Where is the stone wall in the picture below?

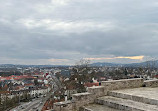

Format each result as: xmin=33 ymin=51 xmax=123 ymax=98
xmin=53 ymin=101 xmax=75 ymax=111
xmin=72 ymin=92 xmax=94 ymax=110
xmin=53 ymin=92 xmax=95 ymax=111
xmin=87 ymin=86 xmax=104 ymax=98
xmin=53 ymin=78 xmax=144 ymax=111
xmin=101 ymin=78 xmax=143 ymax=95
xmin=144 ymin=79 xmax=158 ymax=87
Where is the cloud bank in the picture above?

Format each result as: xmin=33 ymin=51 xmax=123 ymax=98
xmin=0 ymin=0 xmax=158 ymax=65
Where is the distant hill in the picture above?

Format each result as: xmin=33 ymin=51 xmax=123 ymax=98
xmin=1 ymin=60 xmax=158 ymax=68
xmin=91 ymin=60 xmax=158 ymax=68
xmin=0 ymin=64 xmax=69 ymax=68
xmin=91 ymin=62 xmax=121 ymax=67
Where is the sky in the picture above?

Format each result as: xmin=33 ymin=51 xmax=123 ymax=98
xmin=0 ymin=0 xmax=158 ymax=65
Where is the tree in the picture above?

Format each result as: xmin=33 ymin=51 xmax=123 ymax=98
xmin=69 ymin=59 xmax=92 ymax=93
xmin=34 ymin=79 xmax=39 ymax=85
xmin=0 ymin=94 xmax=2 ymax=110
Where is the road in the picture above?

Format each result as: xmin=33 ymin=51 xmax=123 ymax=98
xmin=11 ymin=74 xmax=60 ymax=111
xmin=10 ymin=95 xmax=49 ymax=111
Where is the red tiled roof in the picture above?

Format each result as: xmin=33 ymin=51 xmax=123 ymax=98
xmin=84 ymin=82 xmax=99 ymax=87
xmin=0 ymin=91 xmax=10 ymax=94
xmin=0 ymin=75 xmax=35 ymax=81
xmin=24 ymin=83 xmax=34 ymax=86
xmin=154 ymin=75 xmax=158 ymax=78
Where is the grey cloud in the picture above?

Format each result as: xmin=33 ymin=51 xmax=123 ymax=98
xmin=0 ymin=0 xmax=158 ymax=64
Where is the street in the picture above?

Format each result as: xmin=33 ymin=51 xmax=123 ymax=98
xmin=10 ymin=96 xmax=48 ymax=111
xmin=10 ymin=74 xmax=59 ymax=111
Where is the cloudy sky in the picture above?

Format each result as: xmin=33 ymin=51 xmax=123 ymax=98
xmin=0 ymin=0 xmax=158 ymax=65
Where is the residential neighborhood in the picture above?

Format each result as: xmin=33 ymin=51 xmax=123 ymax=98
xmin=0 ymin=61 xmax=158 ymax=110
